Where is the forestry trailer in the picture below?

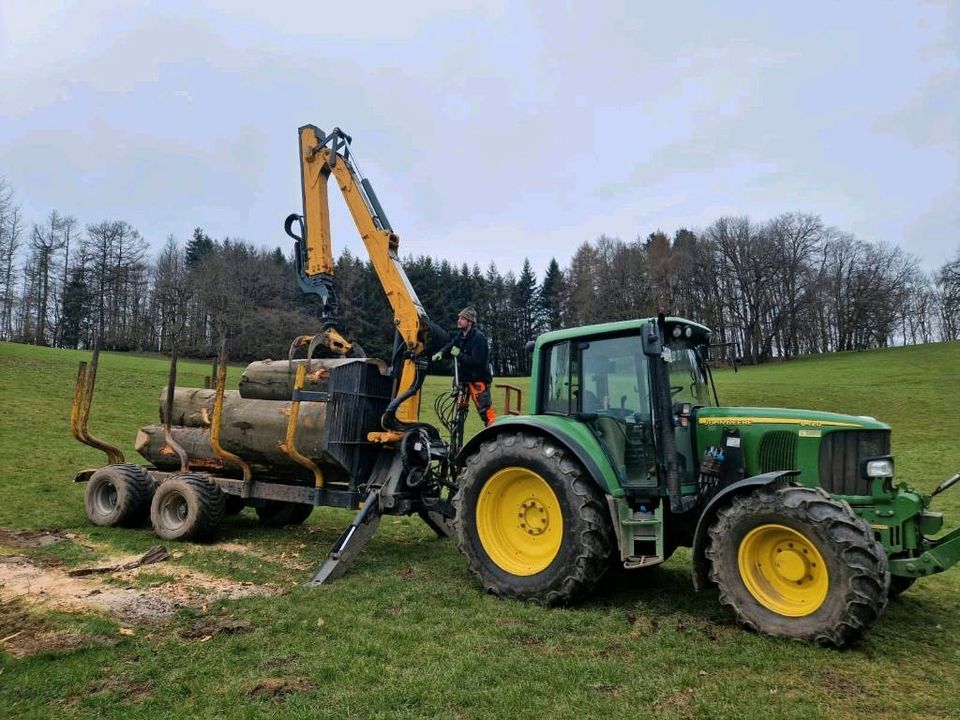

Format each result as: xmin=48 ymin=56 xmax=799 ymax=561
xmin=71 ymin=125 xmax=960 ymax=647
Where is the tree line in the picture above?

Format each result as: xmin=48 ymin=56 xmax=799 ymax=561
xmin=1 ymin=176 xmax=958 ymax=375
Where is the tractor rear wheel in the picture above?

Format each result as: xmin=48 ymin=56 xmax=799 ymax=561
xmin=455 ymin=432 xmax=613 ymax=605
xmin=84 ymin=464 xmax=154 ymax=527
xmin=707 ymin=485 xmax=888 ymax=647
xmin=150 ymin=474 xmax=225 ymax=542
xmin=256 ymin=501 xmax=313 ymax=527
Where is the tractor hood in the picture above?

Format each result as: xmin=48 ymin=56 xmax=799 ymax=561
xmin=696 ymin=406 xmax=890 ymax=432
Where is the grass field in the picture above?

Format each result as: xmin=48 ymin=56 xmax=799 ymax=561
xmin=1 ymin=340 xmax=959 ymax=719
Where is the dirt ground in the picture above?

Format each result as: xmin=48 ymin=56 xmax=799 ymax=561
xmin=0 ymin=528 xmax=280 ymax=658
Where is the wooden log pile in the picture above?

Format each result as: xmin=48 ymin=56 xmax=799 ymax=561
xmin=137 ymin=358 xmax=367 ymax=479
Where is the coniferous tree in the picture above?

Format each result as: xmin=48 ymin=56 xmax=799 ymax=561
xmin=540 ymin=258 xmax=564 ymax=332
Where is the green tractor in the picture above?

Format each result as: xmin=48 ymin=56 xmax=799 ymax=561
xmin=455 ymin=315 xmax=960 ymax=646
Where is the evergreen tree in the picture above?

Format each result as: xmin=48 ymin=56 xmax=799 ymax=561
xmin=185 ymin=227 xmax=215 ymax=268
xmin=59 ymin=265 xmax=91 ymax=349
xmin=539 ymin=258 xmax=564 ymax=331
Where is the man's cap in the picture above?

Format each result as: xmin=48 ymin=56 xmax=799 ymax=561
xmin=458 ymin=306 xmax=478 ymax=323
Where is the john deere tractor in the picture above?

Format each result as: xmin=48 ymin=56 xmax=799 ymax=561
xmin=455 ymin=315 xmax=960 ymax=646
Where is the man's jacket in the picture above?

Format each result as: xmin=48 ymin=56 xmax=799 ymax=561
xmin=439 ymin=327 xmax=492 ymax=384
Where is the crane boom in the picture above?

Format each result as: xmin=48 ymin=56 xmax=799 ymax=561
xmin=287 ymin=125 xmax=431 ymax=437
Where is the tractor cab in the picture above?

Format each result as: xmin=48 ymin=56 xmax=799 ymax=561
xmin=535 ymin=317 xmax=713 ymax=499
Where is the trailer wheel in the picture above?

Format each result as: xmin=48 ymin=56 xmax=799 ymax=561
xmin=707 ymin=485 xmax=889 ymax=648
xmin=256 ymin=501 xmax=313 ymax=527
xmin=455 ymin=431 xmax=613 ymax=605
xmin=150 ymin=474 xmax=225 ymax=542
xmin=84 ymin=464 xmax=154 ymax=527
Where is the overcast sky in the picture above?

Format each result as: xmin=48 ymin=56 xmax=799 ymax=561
xmin=1 ymin=1 xmax=957 ymax=276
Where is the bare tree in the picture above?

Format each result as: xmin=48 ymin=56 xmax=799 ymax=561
xmin=29 ymin=211 xmax=68 ymax=345
xmin=936 ymin=250 xmax=960 ymax=340
xmin=0 ymin=178 xmax=24 ymax=340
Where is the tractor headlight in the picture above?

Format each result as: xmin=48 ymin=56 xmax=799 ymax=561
xmin=864 ymin=458 xmax=894 ymax=478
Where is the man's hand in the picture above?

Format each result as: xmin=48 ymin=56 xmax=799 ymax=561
xmin=431 ymin=351 xmax=443 ymax=362
xmin=450 ymin=346 xmax=461 ymax=357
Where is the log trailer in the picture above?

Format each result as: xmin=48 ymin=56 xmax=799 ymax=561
xmin=71 ymin=124 xmax=960 ymax=646
xmin=73 ymin=124 xmax=467 ymax=583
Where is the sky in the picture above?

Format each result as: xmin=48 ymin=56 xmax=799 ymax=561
xmin=1 ymin=1 xmax=957 ymax=277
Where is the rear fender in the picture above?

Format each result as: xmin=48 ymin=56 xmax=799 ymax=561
xmin=691 ymin=470 xmax=800 ymax=591
xmin=457 ymin=416 xmax=621 ymax=496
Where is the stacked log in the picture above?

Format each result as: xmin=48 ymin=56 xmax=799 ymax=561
xmin=158 ymin=388 xmax=239 ymax=426
xmin=238 ymin=358 xmax=388 ymax=400
xmin=137 ymin=357 xmax=390 ymax=482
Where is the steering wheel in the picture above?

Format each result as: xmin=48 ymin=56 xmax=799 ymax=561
xmin=597 ymin=407 xmax=634 ymax=419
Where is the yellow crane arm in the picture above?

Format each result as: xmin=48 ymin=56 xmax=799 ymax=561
xmin=293 ymin=124 xmax=430 ymax=435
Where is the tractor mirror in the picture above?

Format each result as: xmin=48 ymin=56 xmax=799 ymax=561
xmin=641 ymin=321 xmax=663 ymax=357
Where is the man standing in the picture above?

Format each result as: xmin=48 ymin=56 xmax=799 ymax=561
xmin=432 ymin=307 xmax=497 ymax=426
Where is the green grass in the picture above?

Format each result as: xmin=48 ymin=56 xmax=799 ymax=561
xmin=1 ymin=340 xmax=959 ymax=719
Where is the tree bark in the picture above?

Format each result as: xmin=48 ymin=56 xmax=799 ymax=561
xmin=137 ymin=395 xmax=336 ymax=477
xmin=238 ymin=358 xmax=386 ymax=400
xmin=158 ymin=387 xmax=240 ymax=426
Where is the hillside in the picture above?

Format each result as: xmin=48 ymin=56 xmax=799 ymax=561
xmin=0 ymin=340 xmax=958 ymax=720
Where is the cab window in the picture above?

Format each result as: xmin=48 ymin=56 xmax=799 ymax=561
xmin=542 ymin=341 xmax=577 ymax=414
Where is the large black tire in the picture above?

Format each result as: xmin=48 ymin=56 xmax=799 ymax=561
xmin=455 ymin=431 xmax=614 ymax=606
xmin=84 ymin=464 xmax=154 ymax=527
xmin=707 ymin=485 xmax=889 ymax=648
xmin=255 ymin=501 xmax=313 ymax=527
xmin=150 ymin=474 xmax=225 ymax=542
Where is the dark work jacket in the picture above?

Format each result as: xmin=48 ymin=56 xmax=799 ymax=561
xmin=440 ymin=326 xmax=492 ymax=383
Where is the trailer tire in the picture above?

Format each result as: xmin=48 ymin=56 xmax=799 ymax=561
xmin=256 ymin=501 xmax=313 ymax=527
xmin=85 ymin=464 xmax=154 ymax=527
xmin=707 ymin=485 xmax=889 ymax=648
xmin=455 ymin=431 xmax=613 ymax=606
xmin=150 ymin=474 xmax=225 ymax=542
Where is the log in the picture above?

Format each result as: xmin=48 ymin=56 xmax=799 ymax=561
xmin=135 ymin=423 xmax=316 ymax=479
xmin=138 ymin=390 xmax=340 ymax=476
xmin=135 ymin=425 xmax=234 ymax=473
xmin=158 ymin=387 xmax=240 ymax=427
xmin=238 ymin=358 xmax=388 ymax=401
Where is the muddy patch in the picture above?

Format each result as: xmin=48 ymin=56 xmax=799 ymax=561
xmin=0 ymin=527 xmax=71 ymax=548
xmin=181 ymin=616 xmax=252 ymax=641
xmin=246 ymin=677 xmax=317 ymax=700
xmin=0 ymin=599 xmax=117 ymax=659
xmin=0 ymin=551 xmax=281 ymax=628
xmin=88 ymin=678 xmax=154 ymax=704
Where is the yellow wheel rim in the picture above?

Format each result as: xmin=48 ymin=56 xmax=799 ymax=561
xmin=475 ymin=467 xmax=563 ymax=576
xmin=738 ymin=524 xmax=829 ymax=617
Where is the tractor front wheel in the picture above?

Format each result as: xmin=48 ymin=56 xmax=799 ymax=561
xmin=84 ymin=464 xmax=154 ymax=527
xmin=455 ymin=432 xmax=613 ymax=605
xmin=707 ymin=485 xmax=889 ymax=647
xmin=150 ymin=474 xmax=225 ymax=542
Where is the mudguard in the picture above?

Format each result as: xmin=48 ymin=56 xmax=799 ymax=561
xmin=457 ymin=416 xmax=622 ymax=497
xmin=690 ymin=470 xmax=800 ymax=591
